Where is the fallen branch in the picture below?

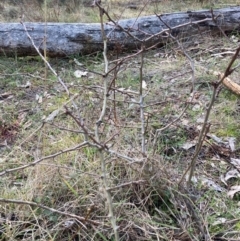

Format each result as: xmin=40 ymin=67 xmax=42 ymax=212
xmin=198 ymin=65 xmax=240 ymax=96
xmin=0 ymin=6 xmax=240 ymax=57
xmin=213 ymin=70 xmax=240 ymax=96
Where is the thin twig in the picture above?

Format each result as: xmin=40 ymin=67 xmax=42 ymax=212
xmin=107 ymin=180 xmax=146 ymax=191
xmin=0 ymin=142 xmax=88 ymax=176
xmin=20 ymin=20 xmax=69 ymax=95
xmin=95 ymin=3 xmax=119 ymax=240
xmin=0 ymin=198 xmax=101 ymax=226
xmin=179 ymin=45 xmax=240 ymax=186
xmin=139 ymin=46 xmax=146 ymax=154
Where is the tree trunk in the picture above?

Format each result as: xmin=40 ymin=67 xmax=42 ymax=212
xmin=0 ymin=6 xmax=239 ymax=57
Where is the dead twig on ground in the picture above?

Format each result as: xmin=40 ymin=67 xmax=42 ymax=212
xmin=0 ymin=198 xmax=102 ymax=226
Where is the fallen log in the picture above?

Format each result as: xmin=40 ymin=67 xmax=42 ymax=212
xmin=198 ymin=66 xmax=240 ymax=97
xmin=0 ymin=6 xmax=240 ymax=57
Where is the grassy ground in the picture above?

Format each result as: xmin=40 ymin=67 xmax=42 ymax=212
xmin=1 ymin=0 xmax=240 ymax=240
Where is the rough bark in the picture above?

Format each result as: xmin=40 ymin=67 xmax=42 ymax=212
xmin=0 ymin=6 xmax=240 ymax=57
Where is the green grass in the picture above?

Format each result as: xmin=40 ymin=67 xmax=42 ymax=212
xmin=1 ymin=0 xmax=240 ymax=240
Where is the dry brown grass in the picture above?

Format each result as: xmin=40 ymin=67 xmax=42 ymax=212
xmin=1 ymin=0 xmax=240 ymax=240
xmin=0 ymin=0 xmax=234 ymax=22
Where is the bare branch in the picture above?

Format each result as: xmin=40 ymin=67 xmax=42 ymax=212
xmin=180 ymin=45 xmax=240 ymax=186
xmin=0 ymin=142 xmax=88 ymax=176
xmin=20 ymin=20 xmax=70 ymax=95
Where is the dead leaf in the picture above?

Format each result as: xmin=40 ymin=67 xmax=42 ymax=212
xmin=0 ymin=140 xmax=8 ymax=147
xmin=45 ymin=109 xmax=60 ymax=122
xmin=220 ymin=174 xmax=228 ymax=186
xmin=230 ymin=158 xmax=240 ymax=169
xmin=181 ymin=141 xmax=196 ymax=150
xmin=142 ymin=80 xmax=147 ymax=89
xmin=63 ymin=220 xmax=75 ymax=228
xmin=224 ymin=169 xmax=240 ymax=181
xmin=38 ymin=96 xmax=43 ymax=104
xmin=0 ymin=92 xmax=13 ymax=100
xmin=192 ymin=104 xmax=201 ymax=111
xmin=17 ymin=80 xmax=31 ymax=88
xmin=228 ymin=137 xmax=236 ymax=151
xmin=201 ymin=177 xmax=225 ymax=192
xmin=35 ymin=94 xmax=43 ymax=103
xmin=231 ymin=35 xmax=239 ymax=43
xmin=181 ymin=118 xmax=189 ymax=126
xmin=227 ymin=185 xmax=240 ymax=198
xmin=74 ymin=70 xmax=88 ymax=78
xmin=74 ymin=58 xmax=84 ymax=66
xmin=213 ymin=218 xmax=227 ymax=226
xmin=207 ymin=134 xmax=226 ymax=144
